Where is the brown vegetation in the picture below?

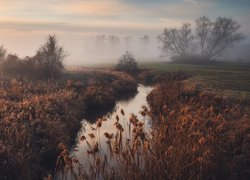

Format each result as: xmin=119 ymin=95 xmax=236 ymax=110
xmin=56 ymin=74 xmax=249 ymax=179
xmin=137 ymin=70 xmax=190 ymax=85
xmin=0 ymin=70 xmax=137 ymax=179
xmin=0 ymin=35 xmax=66 ymax=79
xmin=147 ymin=78 xmax=250 ymax=179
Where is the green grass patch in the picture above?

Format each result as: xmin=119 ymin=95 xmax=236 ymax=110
xmin=139 ymin=61 xmax=250 ymax=99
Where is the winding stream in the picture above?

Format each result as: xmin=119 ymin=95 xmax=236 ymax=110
xmin=56 ymin=84 xmax=153 ymax=179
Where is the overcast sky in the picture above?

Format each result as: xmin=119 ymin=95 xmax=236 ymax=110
xmin=0 ymin=0 xmax=249 ymax=64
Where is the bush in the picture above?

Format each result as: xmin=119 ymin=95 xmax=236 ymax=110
xmin=0 ymin=35 xmax=67 ymax=79
xmin=0 ymin=54 xmax=30 ymax=75
xmin=0 ymin=54 xmax=42 ymax=78
xmin=115 ymin=51 xmax=138 ymax=74
xmin=0 ymin=45 xmax=6 ymax=62
xmin=36 ymin=35 xmax=67 ymax=78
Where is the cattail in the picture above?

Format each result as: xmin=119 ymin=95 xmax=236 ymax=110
xmin=115 ymin=122 xmax=124 ymax=132
xmin=58 ymin=143 xmax=67 ymax=150
xmin=102 ymin=117 xmax=107 ymax=121
xmin=88 ymin=133 xmax=95 ymax=139
xmin=72 ymin=158 xmax=79 ymax=164
xmin=121 ymin=109 xmax=125 ymax=116
xmin=138 ymin=122 xmax=144 ymax=127
xmin=80 ymin=135 xmax=86 ymax=141
xmin=104 ymin=132 xmax=113 ymax=139
xmin=91 ymin=127 xmax=97 ymax=131
xmin=96 ymin=119 xmax=102 ymax=128
xmin=116 ymin=115 xmax=119 ymax=121
xmin=140 ymin=110 xmax=146 ymax=117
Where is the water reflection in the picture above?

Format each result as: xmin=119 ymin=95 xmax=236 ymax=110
xmin=71 ymin=84 xmax=153 ymax=168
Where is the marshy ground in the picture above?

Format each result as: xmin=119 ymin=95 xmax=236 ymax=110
xmin=0 ymin=62 xmax=250 ymax=180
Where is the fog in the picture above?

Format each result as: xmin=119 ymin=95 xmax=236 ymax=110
xmin=1 ymin=31 xmax=249 ymax=66
xmin=60 ymin=34 xmax=162 ymax=66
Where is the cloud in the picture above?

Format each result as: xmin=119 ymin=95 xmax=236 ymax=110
xmin=0 ymin=0 xmax=249 ymax=36
xmin=52 ymin=1 xmax=134 ymax=17
xmin=183 ymin=0 xmax=197 ymax=5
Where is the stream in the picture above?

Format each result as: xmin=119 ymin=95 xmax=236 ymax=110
xmin=56 ymin=84 xmax=153 ymax=179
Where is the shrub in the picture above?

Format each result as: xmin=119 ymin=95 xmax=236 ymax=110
xmin=36 ymin=35 xmax=67 ymax=78
xmin=1 ymin=54 xmax=23 ymax=75
xmin=0 ymin=45 xmax=6 ymax=62
xmin=115 ymin=51 xmax=138 ymax=74
xmin=0 ymin=35 xmax=67 ymax=79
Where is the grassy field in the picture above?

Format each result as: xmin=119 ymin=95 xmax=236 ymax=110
xmin=139 ymin=62 xmax=250 ymax=99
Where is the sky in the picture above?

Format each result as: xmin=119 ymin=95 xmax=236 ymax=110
xmin=0 ymin=0 xmax=250 ymax=64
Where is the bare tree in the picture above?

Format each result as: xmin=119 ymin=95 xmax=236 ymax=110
xmin=0 ymin=45 xmax=7 ymax=62
xmin=158 ymin=23 xmax=194 ymax=57
xmin=36 ymin=35 xmax=67 ymax=77
xmin=195 ymin=16 xmax=212 ymax=59
xmin=159 ymin=16 xmax=245 ymax=62
xmin=140 ymin=35 xmax=150 ymax=46
xmin=204 ymin=17 xmax=246 ymax=61
xmin=96 ymin=35 xmax=106 ymax=50
xmin=124 ymin=36 xmax=132 ymax=50
xmin=108 ymin=35 xmax=120 ymax=47
xmin=115 ymin=51 xmax=138 ymax=73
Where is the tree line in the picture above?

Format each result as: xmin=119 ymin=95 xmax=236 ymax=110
xmin=158 ymin=16 xmax=245 ymax=63
xmin=0 ymin=35 xmax=67 ymax=78
xmin=0 ymin=16 xmax=246 ymax=78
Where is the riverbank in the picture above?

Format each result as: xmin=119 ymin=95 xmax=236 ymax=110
xmin=55 ymin=72 xmax=249 ymax=179
xmin=140 ymin=61 xmax=250 ymax=99
xmin=146 ymin=76 xmax=250 ymax=179
xmin=0 ymin=69 xmax=137 ymax=179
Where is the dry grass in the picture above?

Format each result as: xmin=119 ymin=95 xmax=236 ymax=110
xmin=56 ymin=75 xmax=250 ymax=179
xmin=0 ymin=70 xmax=137 ymax=180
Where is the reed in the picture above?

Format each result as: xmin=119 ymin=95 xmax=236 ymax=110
xmin=56 ymin=75 xmax=249 ymax=179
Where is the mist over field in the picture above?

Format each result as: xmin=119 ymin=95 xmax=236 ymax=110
xmin=1 ymin=32 xmax=249 ymax=66
xmin=1 ymin=0 xmax=250 ymax=65
xmin=0 ymin=31 xmax=163 ymax=65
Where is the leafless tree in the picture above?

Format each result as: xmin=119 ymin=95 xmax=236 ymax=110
xmin=124 ymin=36 xmax=132 ymax=50
xmin=140 ymin=35 xmax=150 ymax=45
xmin=203 ymin=17 xmax=245 ymax=61
xmin=159 ymin=16 xmax=245 ymax=62
xmin=195 ymin=16 xmax=212 ymax=59
xmin=96 ymin=35 xmax=106 ymax=50
xmin=108 ymin=35 xmax=120 ymax=47
xmin=158 ymin=23 xmax=194 ymax=57
xmin=36 ymin=35 xmax=67 ymax=77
